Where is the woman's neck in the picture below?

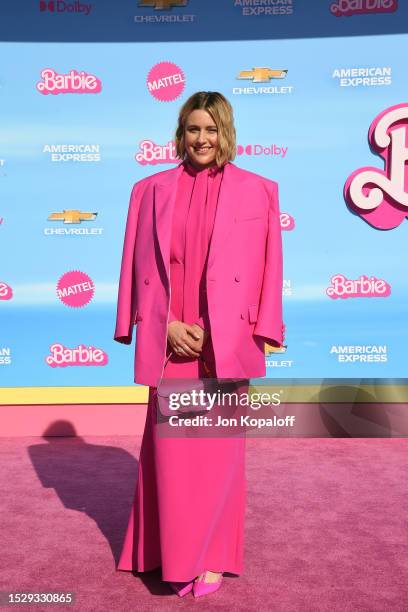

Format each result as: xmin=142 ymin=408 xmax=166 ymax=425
xmin=185 ymin=157 xmax=218 ymax=172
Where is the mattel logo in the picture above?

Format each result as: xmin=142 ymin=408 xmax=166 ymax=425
xmin=237 ymin=144 xmax=288 ymax=159
xmin=57 ymin=270 xmax=95 ymax=307
xmin=147 ymin=61 xmax=185 ymax=102
xmin=39 ymin=1 xmax=93 ymax=14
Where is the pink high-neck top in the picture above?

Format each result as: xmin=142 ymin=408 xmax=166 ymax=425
xmin=168 ymin=158 xmax=225 ymax=331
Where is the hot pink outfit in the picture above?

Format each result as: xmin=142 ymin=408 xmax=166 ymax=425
xmin=117 ymin=160 xmax=247 ymax=582
xmin=168 ymin=158 xmax=222 ymax=332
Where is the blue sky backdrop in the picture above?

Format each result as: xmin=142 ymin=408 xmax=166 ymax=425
xmin=1 ymin=30 xmax=407 ymax=386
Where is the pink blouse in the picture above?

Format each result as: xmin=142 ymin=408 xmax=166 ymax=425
xmin=168 ymin=159 xmax=224 ymax=331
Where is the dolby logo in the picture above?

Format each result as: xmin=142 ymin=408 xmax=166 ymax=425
xmin=39 ymin=1 xmax=93 ymax=14
xmin=237 ymin=144 xmax=288 ymax=159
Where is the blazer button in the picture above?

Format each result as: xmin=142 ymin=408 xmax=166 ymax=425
xmin=235 ymin=275 xmax=240 ymax=282
xmin=144 ymin=278 xmax=149 ymax=285
xmin=240 ymin=313 xmax=245 ymax=319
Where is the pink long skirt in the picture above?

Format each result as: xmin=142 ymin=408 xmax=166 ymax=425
xmin=117 ymin=341 xmax=247 ymax=582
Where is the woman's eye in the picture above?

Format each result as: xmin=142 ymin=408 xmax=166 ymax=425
xmin=187 ymin=127 xmax=217 ymax=133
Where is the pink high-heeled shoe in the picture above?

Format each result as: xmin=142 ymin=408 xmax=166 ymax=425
xmin=193 ymin=571 xmax=223 ymax=598
xmin=168 ymin=580 xmax=194 ymax=597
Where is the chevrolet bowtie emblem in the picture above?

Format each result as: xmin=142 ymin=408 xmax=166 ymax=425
xmin=48 ymin=210 xmax=98 ymax=224
xmin=265 ymin=343 xmax=287 ymax=355
xmin=138 ymin=0 xmax=188 ymax=9
xmin=237 ymin=68 xmax=288 ymax=83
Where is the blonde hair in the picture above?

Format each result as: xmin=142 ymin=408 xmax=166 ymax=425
xmin=175 ymin=91 xmax=236 ymax=166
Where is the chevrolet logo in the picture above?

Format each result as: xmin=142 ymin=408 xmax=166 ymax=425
xmin=48 ymin=210 xmax=98 ymax=224
xmin=265 ymin=343 xmax=287 ymax=355
xmin=237 ymin=68 xmax=288 ymax=83
xmin=138 ymin=0 xmax=188 ymax=9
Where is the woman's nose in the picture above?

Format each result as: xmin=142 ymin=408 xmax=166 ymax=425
xmin=195 ymin=131 xmax=207 ymax=143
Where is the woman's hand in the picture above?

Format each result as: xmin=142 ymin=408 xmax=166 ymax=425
xmin=190 ymin=323 xmax=210 ymax=351
xmin=167 ymin=321 xmax=208 ymax=358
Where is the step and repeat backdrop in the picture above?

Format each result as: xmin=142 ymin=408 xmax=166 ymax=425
xmin=1 ymin=0 xmax=408 ymax=399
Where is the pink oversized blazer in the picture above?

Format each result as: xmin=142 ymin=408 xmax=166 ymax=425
xmin=114 ymin=161 xmax=283 ymax=387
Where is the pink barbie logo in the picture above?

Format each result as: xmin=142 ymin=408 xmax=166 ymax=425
xmin=330 ymin=0 xmax=398 ymax=16
xmin=345 ymin=103 xmax=408 ymax=229
xmin=46 ymin=343 xmax=108 ymax=367
xmin=326 ymin=274 xmax=391 ymax=299
xmin=147 ymin=61 xmax=185 ymax=101
xmin=0 ymin=281 xmax=12 ymax=300
xmin=135 ymin=139 xmax=178 ymax=165
xmin=237 ymin=144 xmax=288 ymax=159
xmin=36 ymin=68 xmax=102 ymax=95
xmin=280 ymin=213 xmax=295 ymax=231
xmin=57 ymin=270 xmax=95 ymax=307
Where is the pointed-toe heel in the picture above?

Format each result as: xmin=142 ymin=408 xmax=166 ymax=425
xmin=169 ymin=580 xmax=194 ymax=597
xmin=193 ymin=571 xmax=223 ymax=598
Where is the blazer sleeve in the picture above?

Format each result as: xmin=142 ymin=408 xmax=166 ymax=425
xmin=253 ymin=180 xmax=284 ymax=347
xmin=113 ymin=181 xmax=144 ymax=345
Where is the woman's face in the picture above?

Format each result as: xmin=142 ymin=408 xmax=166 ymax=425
xmin=184 ymin=109 xmax=218 ymax=169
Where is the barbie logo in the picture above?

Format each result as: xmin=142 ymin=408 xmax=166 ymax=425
xmin=345 ymin=103 xmax=408 ymax=229
xmin=326 ymin=274 xmax=391 ymax=299
xmin=147 ymin=61 xmax=185 ymax=101
xmin=135 ymin=140 xmax=178 ymax=165
xmin=0 ymin=282 xmax=12 ymax=300
xmin=330 ymin=0 xmax=397 ymax=16
xmin=36 ymin=68 xmax=102 ymax=95
xmin=45 ymin=343 xmax=108 ymax=367
xmin=280 ymin=213 xmax=294 ymax=231
xmin=57 ymin=270 xmax=95 ymax=307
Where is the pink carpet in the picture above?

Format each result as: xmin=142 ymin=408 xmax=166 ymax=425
xmin=1 ymin=434 xmax=407 ymax=610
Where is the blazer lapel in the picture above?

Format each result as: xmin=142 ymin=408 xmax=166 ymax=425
xmin=207 ymin=162 xmax=246 ymax=269
xmin=154 ymin=161 xmax=248 ymax=279
xmin=154 ymin=163 xmax=184 ymax=279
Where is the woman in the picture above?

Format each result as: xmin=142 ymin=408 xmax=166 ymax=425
xmin=114 ymin=91 xmax=284 ymax=598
